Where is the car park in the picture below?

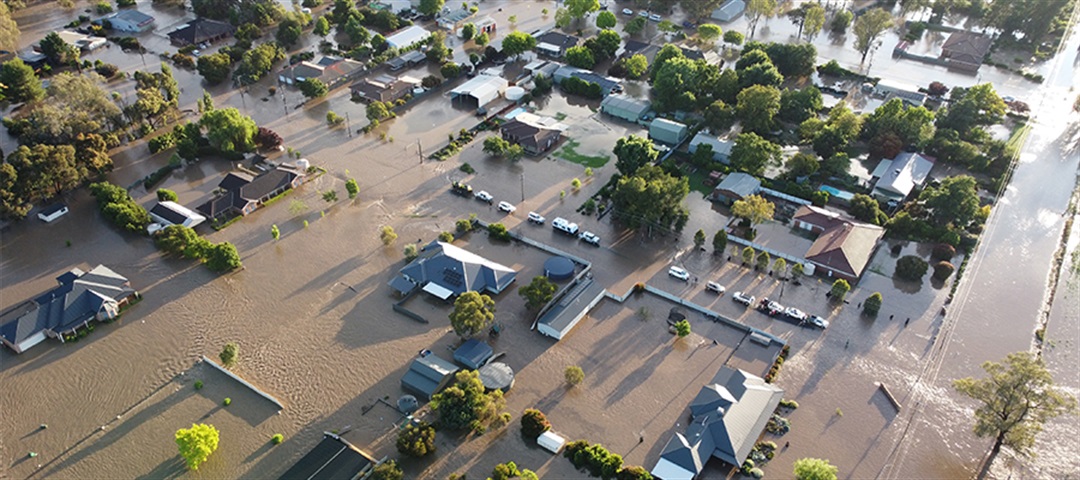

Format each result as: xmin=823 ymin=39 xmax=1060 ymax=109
xmin=667 ymin=266 xmax=690 ymax=281
xmin=552 ymin=217 xmax=579 ymax=235
xmin=808 ymin=315 xmax=830 ymax=329
xmin=784 ymin=307 xmax=808 ymax=322
xmin=497 ymin=201 xmax=516 ymax=213
xmin=527 ymin=212 xmax=545 ymax=224
xmin=648 ymin=13 xmax=662 ymax=21
xmin=732 ymin=291 xmax=755 ymax=305
xmin=474 ymin=191 xmax=493 ymax=203
xmin=579 ymin=231 xmax=601 ymax=246
xmin=706 ymin=281 xmax=726 ymax=294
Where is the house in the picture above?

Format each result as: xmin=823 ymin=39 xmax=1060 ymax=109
xmin=148 ymin=201 xmax=206 ymax=233
xmin=874 ymin=79 xmax=927 ymax=107
xmin=711 ymin=172 xmax=761 ymax=204
xmin=53 ymin=31 xmax=107 ymax=51
xmin=386 ymin=50 xmax=425 ymax=71
xmin=196 ymin=166 xmax=305 ymax=220
xmin=649 ymin=118 xmax=688 ymax=145
xmin=535 ymin=31 xmax=580 ymax=57
xmin=689 ymin=132 xmax=735 ymax=163
xmin=279 ymin=56 xmax=365 ymax=86
xmin=537 ymin=278 xmax=606 ymax=340
xmin=711 ymin=0 xmax=746 ymax=22
xmin=277 ymin=432 xmax=377 ymax=480
xmin=350 ymin=74 xmax=419 ymax=103
xmin=453 ymin=339 xmax=493 ymax=369
xmin=107 ymin=9 xmax=155 ymax=33
xmin=651 ymin=368 xmax=783 ymax=479
xmin=18 ymin=50 xmax=48 ymax=70
xmin=1 ymin=265 xmax=137 ymax=353
xmin=385 ymin=25 xmax=431 ymax=50
xmin=437 ymin=8 xmax=476 ymax=30
xmin=553 ymin=66 xmax=621 ymax=97
xmin=870 ymin=152 xmax=934 ymax=202
xmin=390 ymin=241 xmax=518 ymax=300
xmin=622 ymin=39 xmax=650 ymax=56
xmin=792 ymin=206 xmax=885 ymax=282
xmin=37 ymin=203 xmax=69 ymax=223
xmin=167 ymin=18 xmax=235 ymax=46
xmin=474 ymin=15 xmax=496 ymax=35
xmin=401 ymin=353 xmax=460 ymax=400
xmin=450 ymin=74 xmax=508 ymax=109
xmin=600 ymin=94 xmax=651 ymax=122
xmin=500 ymin=112 xmax=567 ymax=155
xmin=940 ymin=31 xmax=992 ymax=72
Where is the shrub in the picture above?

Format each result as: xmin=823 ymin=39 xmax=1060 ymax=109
xmin=222 ymin=397 xmax=232 ymax=406
xmin=829 ymin=279 xmax=850 ymax=301
xmin=403 ymin=243 xmax=418 ymax=261
xmin=345 ymin=178 xmax=359 ymax=199
xmin=149 ymin=133 xmax=177 ymax=153
xmin=219 ymin=342 xmax=239 ymax=367
xmin=565 ymin=365 xmax=584 ymax=387
xmin=396 ymin=421 xmax=436 ymax=457
xmin=255 ymin=127 xmax=283 ymax=149
xmin=157 ymin=188 xmax=178 ymax=202
xmin=326 ymin=111 xmax=345 ymax=126
xmin=438 ymin=231 xmax=454 ymax=242
xmin=194 ymin=380 xmax=203 ymax=390
xmin=380 ymin=225 xmax=398 ymax=245
xmin=521 ymin=409 xmax=551 ymax=439
xmin=455 ymin=218 xmax=473 ymax=233
xmin=779 ymin=399 xmax=799 ymax=409
xmin=94 ymin=62 xmax=119 ymax=78
xmin=931 ymin=243 xmax=956 ymax=261
xmin=674 ymin=319 xmax=691 ymax=337
xmin=271 ymin=434 xmax=284 ymax=445
xmin=864 ymin=292 xmax=883 ymax=315
xmin=96 ymin=1 xmax=113 ymax=13
xmin=371 ymin=460 xmax=403 ymax=480
xmin=933 ymin=261 xmax=955 ymax=281
xmin=896 ymin=255 xmax=929 ymax=281
xmin=487 ymin=222 xmax=511 ymax=241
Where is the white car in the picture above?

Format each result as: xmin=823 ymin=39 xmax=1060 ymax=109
xmin=668 ymin=266 xmax=690 ymax=281
xmin=552 ymin=217 xmax=579 ymax=235
xmin=527 ymin=212 xmax=545 ymax=224
xmin=808 ymin=315 xmax=830 ymax=329
xmin=474 ymin=191 xmax=493 ymax=203
xmin=785 ymin=307 xmax=808 ymax=322
xmin=622 ymin=7 xmax=633 ymax=15
xmin=706 ymin=281 xmax=726 ymax=294
xmin=497 ymin=201 xmax=516 ymax=213
xmin=732 ymin=291 xmax=755 ymax=306
xmin=638 ymin=10 xmax=649 ymax=17
xmin=579 ymin=231 xmax=600 ymax=246
xmin=648 ymin=13 xmax=662 ymax=21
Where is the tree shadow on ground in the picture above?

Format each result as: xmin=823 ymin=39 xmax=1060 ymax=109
xmin=135 ymin=455 xmax=186 ymax=480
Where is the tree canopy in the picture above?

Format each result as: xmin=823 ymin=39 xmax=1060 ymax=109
xmin=449 ymin=291 xmax=496 ymax=338
xmin=731 ymin=194 xmax=775 ymax=226
xmin=736 ymin=85 xmax=782 ymax=134
xmin=779 ymin=86 xmax=823 ymax=124
xmin=519 ymin=276 xmax=557 ymax=311
xmin=596 ymin=10 xmax=616 ymax=29
xmin=614 ymin=135 xmax=659 ymax=176
xmin=919 ymin=175 xmax=980 ymax=227
xmin=611 ymin=165 xmax=689 ymax=233
xmin=200 ymin=107 xmax=257 ymax=154
xmin=730 ymin=132 xmax=781 ymax=176
xmin=744 ymin=0 xmax=777 ymax=38
xmin=697 ymin=24 xmax=722 ymax=44
xmin=0 ymin=59 xmax=45 ymax=103
xmin=396 ymin=421 xmax=436 ymax=457
xmin=501 ymin=31 xmax=537 ymax=57
xmin=431 ymin=370 xmax=505 ymax=430
xmin=565 ymin=0 xmax=600 ymax=21
xmin=197 ymin=52 xmax=233 ymax=85
xmin=853 ymin=8 xmax=893 ymax=63
xmin=176 ymin=423 xmax=220 ymax=470
xmin=0 ymin=3 xmax=19 ymax=52
xmin=793 ymin=457 xmax=838 ymax=480
xmin=565 ymin=45 xmax=595 ymax=69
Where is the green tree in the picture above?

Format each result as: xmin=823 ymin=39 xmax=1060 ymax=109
xmin=724 ymin=30 xmax=744 ymax=46
xmin=785 ymin=152 xmax=820 ymax=178
xmin=694 ymin=229 xmax=706 ymax=249
xmin=366 ymin=100 xmax=393 ymax=121
xmin=610 ymin=165 xmax=689 ymax=233
xmin=521 ymin=408 xmax=551 ymax=439
xmin=585 ymin=29 xmax=621 ymax=61
xmin=565 ymin=45 xmax=595 ymax=69
xmin=794 ymin=457 xmax=838 ymax=480
xmin=0 ymin=3 xmax=20 ymax=52
xmin=596 ymin=10 xmax=616 ymax=29
xmin=713 ymin=230 xmax=728 ymax=254
xmin=745 ymin=0 xmax=777 ymax=39
xmin=7 ymin=144 xmax=80 ymax=198
xmin=205 ymin=242 xmax=242 ymax=272
xmin=234 ymin=42 xmax=285 ymax=84
xmin=613 ymin=134 xmax=659 ymax=176
xmin=200 ymin=107 xmax=257 ymax=154
xmin=829 ymin=279 xmax=850 ymax=301
xmin=831 ymin=9 xmax=853 ymax=33
xmin=0 ymin=59 xmax=45 ymax=103
xmin=742 ymin=246 xmax=756 ymax=264
xmin=674 ymin=319 xmax=691 ymax=338
xmin=623 ymin=16 xmax=646 ymax=36
xmin=345 ymin=16 xmax=370 ymax=45
xmin=483 ymin=136 xmax=510 ymax=156
xmin=853 ymin=8 xmax=893 ymax=63
xmin=426 ymin=31 xmax=449 ymax=63
xmin=895 ymin=255 xmax=928 ymax=281
xmin=396 ymin=421 xmax=436 ymax=457
xmin=787 ymin=3 xmax=825 ymax=41
xmin=697 ymin=23 xmax=722 ymax=44
xmin=380 ymin=225 xmax=397 ymax=245
xmin=39 ymin=32 xmax=79 ymax=65
xmin=175 ymin=424 xmax=220 ymax=470
xmin=652 ymin=56 xmax=701 ymax=112
xmin=219 ymin=342 xmax=239 ymax=367
xmin=791 ymin=262 xmax=804 ymax=281
xmin=565 ymin=0 xmax=600 ymax=22
xmin=849 ymin=194 xmax=888 ymax=225
xmin=622 ymin=54 xmax=648 ymax=79
xmin=501 ymin=31 xmax=537 ymax=58
xmin=936 ymin=84 xmax=1006 ymax=139
xmin=431 ymin=370 xmax=505 ymax=430
xmin=418 ymin=0 xmax=444 ymax=16
xmin=370 ymin=460 xmax=404 ymax=480
xmin=271 ymin=224 xmax=280 ymax=240
xmin=779 ymin=86 xmax=823 ymax=124
xmin=492 ymin=462 xmax=521 ymax=480
xmin=474 ymin=32 xmax=488 ymax=46
xmin=736 ymin=85 xmax=782 ymax=134
xmin=275 ymin=12 xmax=305 ymax=47
xmin=920 ymin=175 xmax=979 ymax=227
xmin=704 ymin=100 xmax=735 ymax=131
xmin=519 ymin=276 xmax=557 ymax=310
xmin=197 ymin=53 xmax=233 ymax=85
xmin=863 ymin=292 xmax=882 ymax=315
xmin=155 ymin=225 xmax=207 ymax=258
xmin=565 ymin=365 xmax=585 ymax=386
xmin=298 ymin=78 xmax=329 ymax=98
xmin=953 ymin=352 xmax=1077 ymax=467
xmin=755 ymin=250 xmax=771 ymax=270
xmin=314 ymin=16 xmax=330 ymax=36
xmin=449 ymin=291 xmax=495 ymax=338
xmin=157 ymin=188 xmax=179 ymax=202
xmin=460 ymin=22 xmax=476 ymax=40
xmin=730 ymin=132 xmax=781 ymax=176
xmin=345 ymin=178 xmax=359 ymax=199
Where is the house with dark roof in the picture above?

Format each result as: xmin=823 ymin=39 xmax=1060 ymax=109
xmin=1 ymin=266 xmax=137 ymax=353
xmin=401 ymin=353 xmax=460 ymax=400
xmin=651 ymin=367 xmax=783 ymax=479
xmin=500 ymin=114 xmax=564 ymax=155
xmin=389 ymin=241 xmax=517 ymax=300
xmin=148 ymin=201 xmax=206 ymax=232
xmin=535 ymin=31 xmax=580 ymax=57
xmin=792 ymin=205 xmax=885 ymax=282
xmin=108 ymin=9 xmax=155 ymax=33
xmin=350 ymin=74 xmax=419 ymax=103
xmin=278 ymin=432 xmax=377 ymax=480
xmin=940 ymin=31 xmax=992 ymax=72
xmin=279 ymin=56 xmax=366 ymax=86
xmin=167 ymin=18 xmax=236 ymax=46
xmin=197 ymin=166 xmax=305 ymax=220
xmin=711 ymin=172 xmax=761 ymax=204
xmin=387 ymin=50 xmax=425 ymax=71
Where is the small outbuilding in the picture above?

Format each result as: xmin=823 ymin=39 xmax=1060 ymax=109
xmin=689 ymin=132 xmax=735 ymax=163
xmin=712 ymin=172 xmax=761 ymax=204
xmin=148 ymin=201 xmax=206 ymax=232
xmin=600 ymin=94 xmax=651 ymax=123
xmin=277 ymin=432 xmax=377 ymax=480
xmin=537 ymin=279 xmax=606 ymax=340
xmin=538 ymin=431 xmax=567 ymax=454
xmin=108 ymin=10 xmax=155 ymax=33
xmin=453 ymin=339 xmax=493 ymax=370
xmin=649 ymin=118 xmax=689 ymax=145
xmin=385 ymin=25 xmax=432 ymax=50
xmin=401 ymin=353 xmax=459 ymax=401
xmin=37 ymin=204 xmax=69 ymax=223
xmin=711 ymin=0 xmax=746 ymax=22
xmin=451 ymin=74 xmax=508 ymax=109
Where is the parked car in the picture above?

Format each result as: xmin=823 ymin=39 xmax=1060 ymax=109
xmin=808 ymin=315 xmax=830 ymax=329
xmin=668 ymin=266 xmax=690 ymax=281
xmin=732 ymin=291 xmax=755 ymax=305
xmin=527 ymin=211 xmax=545 ymax=224
xmin=681 ymin=20 xmax=695 ymax=29
xmin=622 ymin=7 xmax=633 ymax=15
xmin=451 ymin=181 xmax=473 ymax=196
xmin=638 ymin=10 xmax=649 ymax=17
xmin=474 ymin=191 xmax=494 ymax=203
xmin=579 ymin=231 xmax=601 ymax=246
xmin=784 ymin=307 xmax=808 ymax=322
xmin=758 ymin=297 xmax=783 ymax=316
xmin=648 ymin=13 xmax=662 ymax=21
xmin=706 ymin=281 xmax=726 ymax=294
xmin=497 ymin=201 xmax=516 ymax=213
xmin=552 ymin=217 xmax=579 ymax=235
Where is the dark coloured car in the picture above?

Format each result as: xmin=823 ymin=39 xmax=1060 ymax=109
xmin=451 ymin=181 xmax=473 ymax=196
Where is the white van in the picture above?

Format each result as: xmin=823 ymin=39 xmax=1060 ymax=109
xmin=552 ymin=217 xmax=579 ymax=235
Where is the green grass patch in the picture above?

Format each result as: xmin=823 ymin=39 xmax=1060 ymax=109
xmin=1004 ymin=123 xmax=1031 ymax=158
xmin=554 ymin=112 xmax=568 ymax=121
xmin=553 ymin=138 xmax=610 ymax=168
xmin=683 ymin=167 xmax=714 ymax=197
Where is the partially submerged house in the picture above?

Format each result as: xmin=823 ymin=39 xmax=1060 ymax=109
xmin=649 ymin=118 xmax=689 ymax=145
xmin=167 ymin=18 xmax=235 ymax=46
xmin=689 ymin=132 xmax=735 ymax=163
xmin=940 ymin=31 xmax=992 ymax=72
xmin=1 ymin=265 xmax=137 ymax=353
xmin=108 ymin=9 xmax=155 ymax=33
xmin=874 ymin=79 xmax=927 ymax=107
xmin=500 ymin=112 xmax=567 ymax=155
xmin=386 ymin=50 xmax=425 ymax=71
xmin=450 ymin=74 xmax=508 ymax=109
xmin=350 ymin=74 xmax=419 ymax=103
xmin=553 ymin=65 xmax=621 ymax=97
xmin=651 ymin=368 xmax=783 ymax=480
xmin=197 ymin=166 xmax=305 ymax=220
xmin=277 ymin=432 xmax=377 ymax=480
xmin=279 ymin=56 xmax=365 ymax=86
xmin=792 ymin=206 xmax=885 ymax=282
xmin=535 ymin=31 xmax=580 ymax=57
xmin=536 ymin=278 xmax=606 ymax=340
xmin=870 ymin=152 xmax=934 ymax=202
xmin=401 ymin=353 xmax=459 ymax=400
xmin=600 ymin=94 xmax=651 ymax=122
xmin=385 ymin=25 xmax=431 ymax=49
xmin=711 ymin=172 xmax=761 ymax=204
xmin=453 ymin=339 xmax=493 ymax=370
xmin=148 ymin=201 xmax=206 ymax=233
xmin=51 ymin=31 xmax=107 ymax=51
xmin=389 ymin=241 xmax=517 ymax=300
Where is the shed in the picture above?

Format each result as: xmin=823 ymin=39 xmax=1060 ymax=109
xmin=400 ymin=353 xmax=459 ymax=400
xmin=148 ymin=201 xmax=206 ymax=231
xmin=277 ymin=433 xmax=376 ymax=480
xmin=712 ymin=172 xmax=761 ymax=203
xmin=649 ymin=118 xmax=689 ymax=145
xmin=711 ymin=0 xmax=746 ymax=22
xmin=108 ymin=9 xmax=155 ymax=33
xmin=478 ymin=362 xmax=514 ymax=392
xmin=874 ymin=79 xmax=926 ymax=106
xmin=451 ymin=74 xmax=508 ymax=108
xmin=600 ymin=94 xmax=651 ymax=122
xmin=538 ymin=431 xmax=566 ymax=454
xmin=387 ymin=50 xmax=425 ymax=71
xmin=453 ymin=339 xmax=493 ymax=369
xmin=385 ymin=25 xmax=432 ymax=49
xmin=537 ymin=279 xmax=606 ymax=340
xmin=37 ymin=204 xmax=69 ymax=223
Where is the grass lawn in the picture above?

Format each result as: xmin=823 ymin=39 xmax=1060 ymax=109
xmin=683 ymin=166 xmax=715 ymax=197
xmin=554 ymin=138 xmax=610 ymax=168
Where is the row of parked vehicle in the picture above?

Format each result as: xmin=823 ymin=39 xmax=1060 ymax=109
xmin=450 ymin=182 xmax=601 ymax=246
xmin=666 ymin=265 xmax=829 ymax=330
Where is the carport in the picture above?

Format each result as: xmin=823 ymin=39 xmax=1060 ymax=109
xmin=450 ymin=75 xmax=508 ymax=109
xmin=422 ymin=282 xmax=454 ymax=300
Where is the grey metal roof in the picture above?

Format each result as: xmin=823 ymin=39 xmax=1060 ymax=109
xmin=714 ymin=172 xmax=761 ymax=199
xmin=398 ymin=241 xmax=517 ymax=297
xmin=453 ymin=339 xmax=493 ymax=370
xmin=277 ymin=433 xmax=375 ymax=480
xmin=600 ymin=94 xmax=651 ymax=116
xmin=537 ymin=279 xmax=605 ymax=338
xmin=401 ymin=354 xmax=459 ymax=400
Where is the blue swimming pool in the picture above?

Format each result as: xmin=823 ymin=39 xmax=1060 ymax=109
xmin=819 ymin=185 xmax=855 ymax=201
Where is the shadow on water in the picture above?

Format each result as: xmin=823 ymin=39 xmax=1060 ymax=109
xmin=134 ymin=456 xmax=186 ymax=480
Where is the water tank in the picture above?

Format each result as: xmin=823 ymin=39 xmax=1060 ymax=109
xmin=505 ymin=86 xmax=526 ymax=101
xmin=295 ymin=158 xmax=310 ymax=171
xmin=801 ymin=263 xmax=816 ymax=276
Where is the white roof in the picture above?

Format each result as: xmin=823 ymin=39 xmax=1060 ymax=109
xmin=385 ymin=25 xmax=432 ymax=49
xmin=689 ymin=132 xmax=735 ymax=157
xmin=712 ymin=0 xmax=746 ymax=21
xmin=451 ymin=74 xmax=508 ymax=100
xmin=422 ymin=282 xmax=454 ymax=300
xmin=651 ymin=457 xmax=697 ymax=480
xmin=538 ymin=431 xmax=566 ymax=453
xmin=872 ymin=152 xmax=934 ymax=198
xmin=513 ymin=112 xmax=568 ymax=131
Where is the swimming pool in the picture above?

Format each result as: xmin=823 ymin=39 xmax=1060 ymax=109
xmin=819 ymin=185 xmax=855 ymax=202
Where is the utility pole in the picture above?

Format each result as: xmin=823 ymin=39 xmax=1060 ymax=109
xmin=417 ymin=140 xmax=423 ymax=164
xmin=346 ymin=113 xmax=352 ymax=138
xmin=520 ymin=173 xmax=525 ymax=202
xmin=282 ymin=90 xmax=289 ymax=119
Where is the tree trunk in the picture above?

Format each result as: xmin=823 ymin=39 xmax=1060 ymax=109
xmin=976 ymin=434 xmax=1006 ymax=480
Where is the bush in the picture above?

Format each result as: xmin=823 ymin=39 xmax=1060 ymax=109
xmin=255 ymin=127 xmax=283 ymax=149
xmin=403 ymin=243 xmax=418 ymax=261
xmin=565 ymin=365 xmax=584 ymax=386
xmin=380 ymin=225 xmax=398 ymax=245
xmin=896 ymin=255 xmax=929 ymax=281
xmin=396 ymin=421 xmax=436 ymax=457
xmin=931 ymin=243 xmax=956 ymax=261
xmin=438 ymin=231 xmax=454 ymax=242
xmin=271 ymin=434 xmax=284 ymax=445
xmin=157 ymin=188 xmax=178 ymax=202
xmin=327 ymin=111 xmax=345 ymax=126
xmin=96 ymin=1 xmax=113 ymax=14
xmin=487 ymin=222 xmax=511 ymax=241
xmin=94 ymin=62 xmax=119 ymax=78
xmin=345 ymin=178 xmax=359 ymax=199
xmin=455 ymin=218 xmax=473 ymax=233
xmin=222 ymin=397 xmax=232 ymax=406
xmin=864 ymin=292 xmax=883 ymax=315
xmin=779 ymin=399 xmax=799 ymax=409
xmin=89 ymin=182 xmax=151 ymax=233
xmin=829 ymin=279 xmax=850 ymax=301
xmin=149 ymin=133 xmax=177 ymax=153
xmin=521 ymin=409 xmax=551 ymax=439
xmin=219 ymin=342 xmax=239 ymax=367
xmin=371 ymin=460 xmax=403 ymax=480
xmin=194 ymin=380 xmax=203 ymax=390
xmin=933 ymin=261 xmax=955 ymax=281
